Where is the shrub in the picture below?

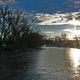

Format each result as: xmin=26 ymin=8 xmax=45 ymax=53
xmin=0 ymin=6 xmax=44 ymax=50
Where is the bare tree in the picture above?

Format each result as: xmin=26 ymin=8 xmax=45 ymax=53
xmin=0 ymin=6 xmax=44 ymax=49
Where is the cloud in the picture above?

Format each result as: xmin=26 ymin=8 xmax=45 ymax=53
xmin=0 ymin=0 xmax=16 ymax=3
xmin=68 ymin=0 xmax=80 ymax=5
xmin=66 ymin=0 xmax=80 ymax=9
xmin=43 ymin=31 xmax=54 ymax=34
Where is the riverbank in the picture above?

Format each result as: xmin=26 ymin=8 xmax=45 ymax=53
xmin=43 ymin=39 xmax=80 ymax=49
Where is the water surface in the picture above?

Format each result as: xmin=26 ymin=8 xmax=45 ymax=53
xmin=16 ymin=47 xmax=80 ymax=80
xmin=1 ymin=47 xmax=80 ymax=80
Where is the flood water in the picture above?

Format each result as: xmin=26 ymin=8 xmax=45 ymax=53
xmin=1 ymin=47 xmax=80 ymax=80
xmin=15 ymin=47 xmax=80 ymax=80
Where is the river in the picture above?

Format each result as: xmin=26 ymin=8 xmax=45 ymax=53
xmin=1 ymin=47 xmax=80 ymax=80
xmin=12 ymin=47 xmax=80 ymax=80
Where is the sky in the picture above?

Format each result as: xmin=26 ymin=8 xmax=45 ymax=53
xmin=1 ymin=0 xmax=80 ymax=37
xmin=5 ymin=0 xmax=80 ymax=13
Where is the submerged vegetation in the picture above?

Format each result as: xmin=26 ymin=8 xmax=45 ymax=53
xmin=0 ymin=6 xmax=44 ymax=51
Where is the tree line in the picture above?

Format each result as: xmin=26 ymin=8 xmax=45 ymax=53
xmin=44 ymin=33 xmax=80 ymax=48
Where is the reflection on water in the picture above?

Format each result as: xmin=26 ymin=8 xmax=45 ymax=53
xmin=66 ymin=48 xmax=80 ymax=79
xmin=69 ymin=48 xmax=80 ymax=69
xmin=2 ymin=47 xmax=80 ymax=80
xmin=23 ymin=47 xmax=72 ymax=80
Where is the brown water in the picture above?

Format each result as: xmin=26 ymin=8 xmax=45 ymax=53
xmin=1 ymin=47 xmax=80 ymax=80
